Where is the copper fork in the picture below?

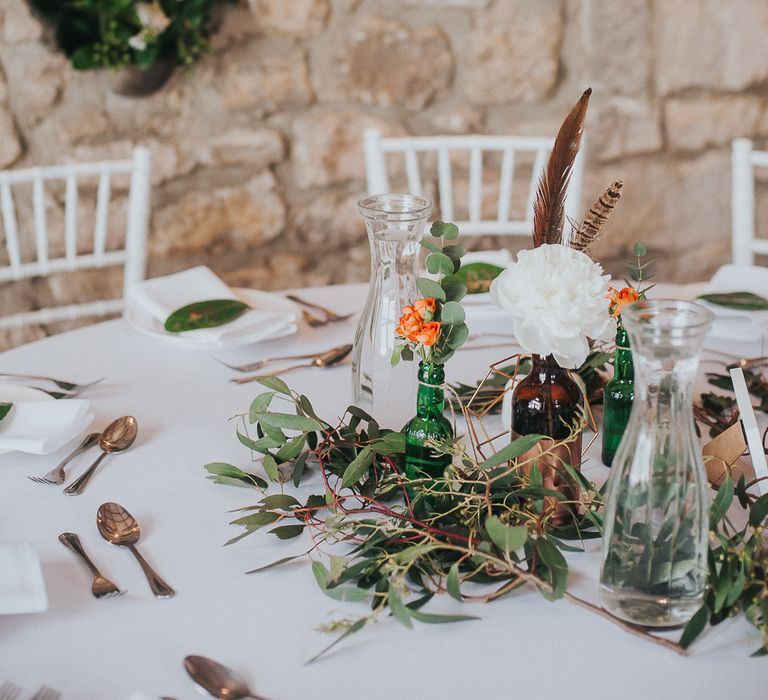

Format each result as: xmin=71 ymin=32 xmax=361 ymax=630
xmin=28 ymin=432 xmax=100 ymax=485
xmin=59 ymin=532 xmax=123 ymax=599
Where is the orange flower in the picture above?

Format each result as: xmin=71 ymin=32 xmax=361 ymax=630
xmin=396 ymin=299 xmax=442 ymax=347
xmin=413 ymin=297 xmax=436 ymax=321
xmin=396 ymin=305 xmax=423 ymax=338
xmin=607 ymin=286 xmax=639 ymax=317
xmin=411 ymin=321 xmax=441 ymax=347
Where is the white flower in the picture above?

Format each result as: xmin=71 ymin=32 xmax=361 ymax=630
xmin=128 ymin=33 xmax=147 ymax=51
xmin=490 ymin=243 xmax=615 ymax=368
xmin=136 ymin=1 xmax=171 ymax=34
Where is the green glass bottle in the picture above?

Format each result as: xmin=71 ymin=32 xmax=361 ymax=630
xmin=601 ymin=321 xmax=634 ymax=467
xmin=404 ymin=360 xmax=454 ymax=484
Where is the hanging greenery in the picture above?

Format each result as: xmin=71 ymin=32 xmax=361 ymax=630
xmin=30 ymin=0 xmax=230 ymax=71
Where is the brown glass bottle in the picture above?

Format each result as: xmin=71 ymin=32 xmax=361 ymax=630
xmin=511 ymin=354 xmax=584 ymax=520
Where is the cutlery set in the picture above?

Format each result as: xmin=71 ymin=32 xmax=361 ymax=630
xmin=0 ymin=372 xmax=104 ymax=399
xmin=28 ymin=416 xmax=137 ymax=493
xmin=59 ymin=502 xmax=175 ymax=600
xmin=2 ymin=653 xmax=261 ymax=700
xmin=0 ymin=683 xmax=58 ymax=700
xmin=287 ymin=294 xmax=353 ymax=327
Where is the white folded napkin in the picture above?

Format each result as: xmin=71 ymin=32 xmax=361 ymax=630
xmin=127 ymin=266 xmax=296 ymax=345
xmin=0 ymin=398 xmax=93 ymax=455
xmin=699 ymin=264 xmax=768 ymax=341
xmin=0 ymin=543 xmax=47 ymax=615
xmin=125 ymin=694 xmax=162 ymax=700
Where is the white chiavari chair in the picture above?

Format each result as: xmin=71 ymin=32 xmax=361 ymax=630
xmin=363 ymin=130 xmax=584 ymax=239
xmin=0 ymin=147 xmax=151 ymax=330
xmin=732 ymin=137 xmax=768 ymax=265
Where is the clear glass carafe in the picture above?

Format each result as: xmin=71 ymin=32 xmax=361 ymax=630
xmin=352 ymin=194 xmax=432 ymax=429
xmin=600 ymin=300 xmax=714 ymax=627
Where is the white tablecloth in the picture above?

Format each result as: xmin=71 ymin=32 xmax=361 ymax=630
xmin=0 ymin=283 xmax=764 ymax=700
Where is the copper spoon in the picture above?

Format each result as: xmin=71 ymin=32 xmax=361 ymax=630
xmin=97 ymin=501 xmax=176 ymax=598
xmin=63 ymin=416 xmax=138 ymax=495
xmin=184 ymin=655 xmax=265 ymax=700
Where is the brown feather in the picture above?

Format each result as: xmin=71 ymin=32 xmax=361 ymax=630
xmin=532 ymin=88 xmax=591 ymax=248
xmin=570 ymin=180 xmax=623 ymax=253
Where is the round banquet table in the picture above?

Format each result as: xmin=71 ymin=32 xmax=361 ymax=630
xmin=0 ymin=282 xmax=765 ymax=700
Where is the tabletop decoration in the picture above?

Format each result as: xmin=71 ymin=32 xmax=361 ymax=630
xmin=489 ymin=89 xmax=621 ymax=519
xmin=600 ymin=300 xmax=714 ymax=627
xmin=601 ymin=242 xmax=653 ymax=467
xmin=352 ymin=194 xmax=433 ymax=430
xmin=391 ymin=220 xmax=469 ymax=488
xmin=209 ymin=376 xmax=768 ymax=659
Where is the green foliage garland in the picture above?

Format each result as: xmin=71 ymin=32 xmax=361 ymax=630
xmin=207 ymin=377 xmax=768 ymax=662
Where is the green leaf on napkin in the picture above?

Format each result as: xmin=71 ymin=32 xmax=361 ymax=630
xmin=697 ymin=291 xmax=768 ymax=311
xmin=454 ymin=262 xmax=504 ymax=294
xmin=164 ymin=299 xmax=250 ymax=333
xmin=0 ymin=403 xmax=11 ymax=422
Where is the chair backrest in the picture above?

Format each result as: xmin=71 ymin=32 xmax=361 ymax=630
xmin=363 ymin=130 xmax=585 ymax=239
xmin=732 ymin=138 xmax=768 ymax=265
xmin=0 ymin=146 xmax=151 ymax=330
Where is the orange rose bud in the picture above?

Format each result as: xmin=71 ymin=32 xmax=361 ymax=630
xmin=413 ymin=298 xmax=437 ymax=321
xmin=607 ymin=286 xmax=640 ymax=317
xmin=411 ymin=321 xmax=441 ymax=346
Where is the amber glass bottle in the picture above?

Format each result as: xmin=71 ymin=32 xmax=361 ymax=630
xmin=511 ymin=354 xmax=584 ymax=519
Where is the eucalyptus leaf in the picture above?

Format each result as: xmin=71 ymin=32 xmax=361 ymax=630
xmin=0 ymin=403 xmax=11 ymax=422
xmin=249 ymin=392 xmax=275 ymax=423
xmin=486 ymin=517 xmax=527 ymax=556
xmin=443 ymin=244 xmax=466 ymax=261
xmin=262 ymin=455 xmax=280 ymax=482
xmin=441 ymin=276 xmax=467 ymax=303
xmin=387 ymin=590 xmax=413 ymax=628
xmin=710 ymin=477 xmax=734 ymax=527
xmin=632 ymin=241 xmax=648 ymax=257
xmin=260 ymin=494 xmax=301 ymax=509
xmin=204 ymin=462 xmax=267 ymax=489
xmin=426 ymin=252 xmax=456 ymax=276
xmin=341 ymin=445 xmax=374 ymax=488
xmin=440 ymin=301 xmax=465 ymax=325
xmin=446 ymin=323 xmax=469 ymax=349
xmin=164 ymin=299 xmax=249 ymax=333
xmin=256 ymin=412 xmax=324 ymax=433
xmin=430 ymin=221 xmax=459 ymax=239
xmin=252 ymin=376 xmax=292 ymax=395
xmin=748 ymin=493 xmax=768 ymax=527
xmin=247 ymin=554 xmax=305 ymax=574
xmin=407 ymin=609 xmax=478 ymax=624
xmin=446 ymin=562 xmax=462 ymax=601
xmin=535 ymin=538 xmax=568 ymax=599
xmin=417 ymin=278 xmax=446 ymax=302
xmin=324 ymin=586 xmax=371 ymax=602
xmin=479 ymin=434 xmax=546 ymax=469
xmin=679 ymin=606 xmax=708 ymax=649
xmin=269 ymin=524 xmax=305 ymax=540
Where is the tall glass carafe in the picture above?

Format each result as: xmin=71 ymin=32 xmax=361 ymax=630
xmin=600 ymin=300 xmax=714 ymax=627
xmin=352 ymin=194 xmax=432 ymax=429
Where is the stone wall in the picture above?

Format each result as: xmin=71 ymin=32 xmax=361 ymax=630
xmin=1 ymin=0 xmax=768 ymax=348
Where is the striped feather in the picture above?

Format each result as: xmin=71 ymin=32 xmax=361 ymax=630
xmin=570 ymin=180 xmax=623 ymax=253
